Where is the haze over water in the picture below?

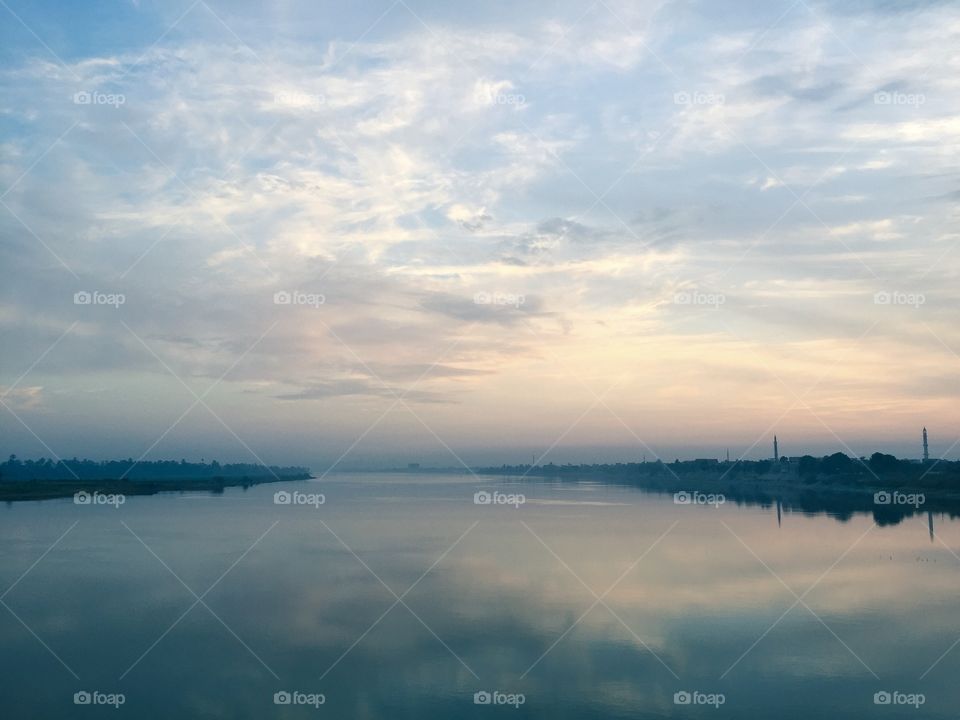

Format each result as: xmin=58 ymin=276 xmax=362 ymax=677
xmin=2 ymin=473 xmax=958 ymax=719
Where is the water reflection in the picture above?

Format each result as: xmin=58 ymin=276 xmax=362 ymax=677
xmin=553 ymin=474 xmax=960 ymax=530
xmin=1 ymin=474 xmax=958 ymax=718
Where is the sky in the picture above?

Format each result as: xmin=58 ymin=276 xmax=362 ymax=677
xmin=1 ymin=0 xmax=959 ymax=470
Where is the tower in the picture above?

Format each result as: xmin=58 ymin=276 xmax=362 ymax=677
xmin=923 ymin=427 xmax=929 ymax=463
xmin=774 ymin=435 xmax=779 ymax=462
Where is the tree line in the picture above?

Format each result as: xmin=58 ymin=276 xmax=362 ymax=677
xmin=0 ymin=455 xmax=310 ymax=481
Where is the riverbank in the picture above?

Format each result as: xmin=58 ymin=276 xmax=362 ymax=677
xmin=0 ymin=473 xmax=312 ymax=503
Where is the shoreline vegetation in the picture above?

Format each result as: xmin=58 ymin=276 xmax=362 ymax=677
xmin=382 ymin=452 xmax=960 ymax=525
xmin=387 ymin=451 xmax=960 ymax=495
xmin=0 ymin=457 xmax=312 ymax=503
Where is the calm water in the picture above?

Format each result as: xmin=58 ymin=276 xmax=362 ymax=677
xmin=1 ymin=473 xmax=957 ymax=718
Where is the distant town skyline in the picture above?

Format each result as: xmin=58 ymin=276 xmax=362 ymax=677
xmin=2 ymin=0 xmax=959 ymax=469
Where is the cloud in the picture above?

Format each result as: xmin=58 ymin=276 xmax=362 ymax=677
xmin=418 ymin=292 xmax=544 ymax=325
xmin=0 ymin=386 xmax=44 ymax=410
xmin=2 ymin=0 xmax=960 ymax=462
xmin=275 ymin=378 xmax=449 ymax=404
xmin=446 ymin=203 xmax=493 ymax=232
xmin=828 ymin=219 xmax=900 ymax=240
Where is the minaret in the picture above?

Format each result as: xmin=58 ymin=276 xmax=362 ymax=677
xmin=923 ymin=427 xmax=929 ymax=463
xmin=726 ymin=448 xmax=730 ymax=463
xmin=774 ymin=435 xmax=779 ymax=462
